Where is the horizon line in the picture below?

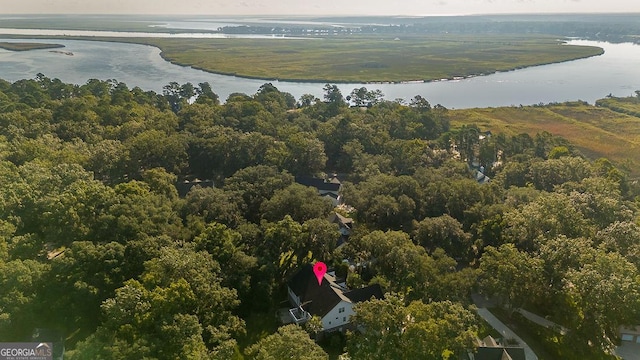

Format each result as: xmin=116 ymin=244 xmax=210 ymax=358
xmin=1 ymin=11 xmax=640 ymax=17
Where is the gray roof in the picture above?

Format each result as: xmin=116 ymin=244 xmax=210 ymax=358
xmin=472 ymin=347 xmax=525 ymax=360
xmin=288 ymin=264 xmax=383 ymax=317
xmin=295 ymin=176 xmax=341 ymax=192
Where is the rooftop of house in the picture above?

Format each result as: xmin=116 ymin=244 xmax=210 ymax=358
xmin=288 ymin=264 xmax=383 ymax=318
xmin=470 ymin=336 xmax=525 ymax=360
xmin=175 ymin=178 xmax=214 ymax=197
xmin=620 ymin=325 xmax=640 ymax=335
xmin=472 ymin=347 xmax=525 ymax=360
xmin=295 ymin=176 xmax=341 ymax=192
xmin=328 ymin=212 xmax=354 ymax=228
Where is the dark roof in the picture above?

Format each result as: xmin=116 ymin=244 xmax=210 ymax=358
xmin=288 ymin=264 xmax=383 ymax=318
xmin=296 ymin=176 xmax=341 ymax=192
xmin=175 ymin=179 xmax=214 ymax=197
xmin=344 ymin=284 xmax=383 ymax=303
xmin=472 ymin=347 xmax=525 ymax=360
xmin=288 ymin=264 xmax=343 ymax=317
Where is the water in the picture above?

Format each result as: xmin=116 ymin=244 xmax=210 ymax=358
xmin=0 ymin=28 xmax=307 ymax=39
xmin=0 ymin=37 xmax=639 ymax=108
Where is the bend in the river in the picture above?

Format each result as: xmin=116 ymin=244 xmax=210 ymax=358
xmin=0 ymin=35 xmax=639 ymax=109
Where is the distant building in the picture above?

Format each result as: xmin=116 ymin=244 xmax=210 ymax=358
xmin=328 ymin=212 xmax=354 ymax=247
xmin=295 ymin=175 xmax=342 ymax=206
xmin=175 ymin=178 xmax=214 ymax=197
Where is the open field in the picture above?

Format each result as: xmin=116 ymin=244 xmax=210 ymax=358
xmin=450 ymin=98 xmax=640 ymax=176
xmin=0 ymin=41 xmax=64 ymax=51
xmin=133 ymin=34 xmax=603 ymax=83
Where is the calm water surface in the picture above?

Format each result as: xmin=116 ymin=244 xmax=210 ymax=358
xmin=0 ymin=38 xmax=639 ymax=108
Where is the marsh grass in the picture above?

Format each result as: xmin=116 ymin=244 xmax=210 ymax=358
xmin=135 ymin=34 xmax=603 ymax=82
xmin=0 ymin=42 xmax=64 ymax=51
xmin=450 ymin=99 xmax=640 ymax=176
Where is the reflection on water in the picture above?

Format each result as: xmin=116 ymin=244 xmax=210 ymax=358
xmin=0 ymin=38 xmax=639 ymax=108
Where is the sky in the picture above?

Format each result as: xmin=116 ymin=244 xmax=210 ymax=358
xmin=1 ymin=0 xmax=639 ymax=16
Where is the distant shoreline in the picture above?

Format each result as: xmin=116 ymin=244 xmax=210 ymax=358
xmin=0 ymin=41 xmax=65 ymax=51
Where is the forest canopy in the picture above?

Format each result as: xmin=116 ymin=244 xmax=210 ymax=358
xmin=0 ymin=75 xmax=638 ymax=359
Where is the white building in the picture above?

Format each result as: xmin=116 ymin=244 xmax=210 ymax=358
xmin=287 ymin=264 xmax=383 ymax=332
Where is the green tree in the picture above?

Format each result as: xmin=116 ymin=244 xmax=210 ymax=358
xmin=42 ymin=241 xmax=127 ymax=333
xmin=0 ymin=259 xmax=49 ymax=341
xmin=67 ymin=279 xmax=214 ymax=360
xmin=478 ymin=244 xmax=545 ymax=310
xmin=301 ymin=218 xmax=340 ymax=263
xmin=95 ymin=180 xmax=183 ymax=243
xmin=298 ymin=94 xmax=319 ymax=108
xmin=562 ymin=251 xmax=640 ymax=355
xmin=224 ymin=165 xmax=293 ymax=223
xmin=68 ymin=244 xmax=244 ymax=359
xmin=595 ymin=221 xmax=640 ymax=256
xmin=260 ymin=183 xmax=334 ymax=223
xmin=193 ymin=223 xmax=257 ymax=298
xmin=281 ymin=132 xmax=327 ymax=174
xmin=347 ymin=231 xmax=434 ymax=299
xmin=182 ymin=186 xmax=244 ymax=229
xmin=124 ymin=129 xmax=187 ymax=177
xmin=348 ymin=87 xmax=384 ymax=107
xmin=528 ymin=156 xmax=593 ymax=192
xmin=342 ymin=174 xmax=420 ymax=230
xmin=253 ymin=83 xmax=296 ymax=113
xmin=259 ymin=216 xmax=311 ymax=281
xmin=548 ymin=146 xmax=571 ymax=159
xmin=413 ymin=214 xmax=472 ymax=260
xmin=195 ymin=82 xmax=220 ymax=106
xmin=322 ymin=84 xmax=346 ymax=118
xmin=245 ymin=324 xmax=328 ymax=360
xmin=347 ymin=294 xmax=478 ymax=360
xmin=502 ymin=192 xmax=593 ymax=250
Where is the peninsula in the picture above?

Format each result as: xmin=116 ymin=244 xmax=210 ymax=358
xmin=135 ymin=34 xmax=604 ymax=83
xmin=0 ymin=41 xmax=65 ymax=51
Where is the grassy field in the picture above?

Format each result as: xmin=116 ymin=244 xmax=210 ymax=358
xmin=449 ymin=98 xmax=640 ymax=176
xmin=128 ymin=34 xmax=603 ymax=83
xmin=0 ymin=41 xmax=64 ymax=51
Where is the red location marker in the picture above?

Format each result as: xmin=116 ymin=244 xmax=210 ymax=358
xmin=313 ymin=262 xmax=327 ymax=285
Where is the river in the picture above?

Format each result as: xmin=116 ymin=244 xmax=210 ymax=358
xmin=0 ymin=37 xmax=639 ymax=108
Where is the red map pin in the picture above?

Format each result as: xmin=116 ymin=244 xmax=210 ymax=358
xmin=313 ymin=262 xmax=327 ymax=285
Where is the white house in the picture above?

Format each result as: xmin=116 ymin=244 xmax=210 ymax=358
xmin=620 ymin=325 xmax=640 ymax=343
xmin=287 ymin=264 xmax=383 ymax=332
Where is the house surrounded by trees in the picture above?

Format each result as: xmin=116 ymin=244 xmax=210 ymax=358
xmin=286 ymin=264 xmax=383 ymax=332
